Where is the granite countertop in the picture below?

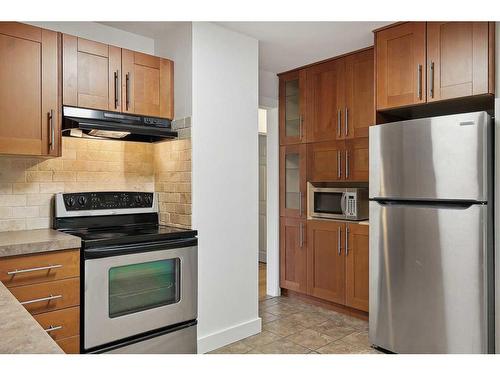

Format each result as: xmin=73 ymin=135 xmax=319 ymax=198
xmin=0 ymin=282 xmax=63 ymax=354
xmin=0 ymin=229 xmax=81 ymax=258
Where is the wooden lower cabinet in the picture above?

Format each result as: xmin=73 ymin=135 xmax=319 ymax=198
xmin=281 ymin=220 xmax=369 ymax=313
xmin=56 ymin=335 xmax=80 ymax=354
xmin=345 ymin=223 xmax=369 ymax=312
xmin=307 ymin=220 xmax=345 ymax=304
xmin=279 ymin=217 xmax=307 ymax=293
xmin=3 ymin=249 xmax=81 ymax=353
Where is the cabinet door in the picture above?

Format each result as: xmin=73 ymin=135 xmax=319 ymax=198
xmin=122 ymin=50 xmax=174 ymax=119
xmin=307 ymin=220 xmax=345 ymax=304
xmin=279 ymin=70 xmax=306 ymax=145
xmin=307 ymin=140 xmax=344 ymax=182
xmin=427 ymin=22 xmax=493 ymax=102
xmin=280 ymin=144 xmax=307 ymax=218
xmin=375 ymin=22 xmax=426 ymax=110
xmin=63 ymin=35 xmax=121 ymax=112
xmin=306 ymin=59 xmax=345 ymax=142
xmin=345 ymin=48 xmax=374 ymax=139
xmin=345 ymin=137 xmax=369 ymax=182
xmin=345 ymin=223 xmax=369 ymax=312
xmin=0 ymin=23 xmax=59 ymax=156
xmin=280 ymin=218 xmax=307 ymax=293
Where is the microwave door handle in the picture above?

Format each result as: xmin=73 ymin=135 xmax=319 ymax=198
xmin=340 ymin=193 xmax=347 ymax=215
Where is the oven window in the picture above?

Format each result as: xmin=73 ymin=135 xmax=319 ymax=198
xmin=314 ymin=192 xmax=343 ymax=214
xmin=108 ymin=259 xmax=180 ymax=318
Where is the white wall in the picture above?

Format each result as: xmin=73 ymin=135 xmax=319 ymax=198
xmin=192 ymin=22 xmax=260 ymax=353
xmin=494 ymin=21 xmax=499 ymax=353
xmin=259 ymin=69 xmax=279 ymax=108
xmin=27 ymin=22 xmax=155 ymax=54
xmin=155 ymin=23 xmax=193 ymax=119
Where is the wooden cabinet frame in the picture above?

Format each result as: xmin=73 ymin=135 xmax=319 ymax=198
xmin=280 ymin=144 xmax=307 ymax=218
xmin=279 ymin=70 xmax=306 ymax=145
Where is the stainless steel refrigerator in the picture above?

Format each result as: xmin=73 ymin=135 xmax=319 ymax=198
xmin=369 ymin=111 xmax=494 ymax=354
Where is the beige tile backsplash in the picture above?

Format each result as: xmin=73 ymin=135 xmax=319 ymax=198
xmin=0 ymin=136 xmax=192 ymax=232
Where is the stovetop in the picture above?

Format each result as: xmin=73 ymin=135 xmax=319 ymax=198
xmin=62 ymin=224 xmax=197 ymax=249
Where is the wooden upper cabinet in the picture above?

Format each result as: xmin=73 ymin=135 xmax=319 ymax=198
xmin=280 ymin=144 xmax=307 ymax=218
xmin=279 ymin=70 xmax=306 ymax=145
xmin=375 ymin=22 xmax=426 ymax=110
xmin=345 ymin=137 xmax=369 ymax=182
xmin=307 ymin=140 xmax=343 ymax=182
xmin=307 ymin=220 xmax=345 ymax=304
xmin=306 ymin=59 xmax=345 ymax=142
xmin=63 ymin=35 xmax=121 ymax=112
xmin=427 ymin=22 xmax=494 ymax=102
xmin=280 ymin=217 xmax=307 ymax=293
xmin=0 ymin=22 xmax=60 ymax=157
xmin=122 ymin=49 xmax=174 ymax=119
xmin=345 ymin=223 xmax=369 ymax=312
xmin=345 ymin=48 xmax=374 ymax=138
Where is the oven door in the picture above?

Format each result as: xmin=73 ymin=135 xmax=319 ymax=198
xmin=310 ymin=189 xmax=346 ymax=219
xmin=84 ymin=239 xmax=197 ymax=350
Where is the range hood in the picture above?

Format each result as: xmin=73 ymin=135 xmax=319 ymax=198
xmin=62 ymin=106 xmax=177 ymax=143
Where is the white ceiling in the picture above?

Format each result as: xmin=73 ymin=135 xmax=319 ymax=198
xmin=100 ymin=21 xmax=391 ymax=73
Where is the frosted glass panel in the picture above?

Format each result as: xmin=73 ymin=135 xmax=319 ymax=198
xmin=285 ymin=79 xmax=300 ymax=137
xmin=285 ymin=152 xmax=300 ymax=209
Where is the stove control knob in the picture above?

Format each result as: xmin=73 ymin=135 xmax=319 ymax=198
xmin=66 ymin=196 xmax=75 ymax=207
xmin=78 ymin=196 xmax=87 ymax=206
xmin=145 ymin=195 xmax=152 ymax=205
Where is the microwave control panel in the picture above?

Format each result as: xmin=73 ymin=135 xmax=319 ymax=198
xmin=344 ymin=193 xmax=357 ymax=217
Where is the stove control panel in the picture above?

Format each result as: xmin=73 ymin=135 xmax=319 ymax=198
xmin=62 ymin=192 xmax=154 ymax=211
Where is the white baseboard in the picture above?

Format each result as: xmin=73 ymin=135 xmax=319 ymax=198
xmin=197 ymin=317 xmax=262 ymax=354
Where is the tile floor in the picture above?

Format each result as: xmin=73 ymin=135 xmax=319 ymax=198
xmin=210 ymin=265 xmax=381 ymax=354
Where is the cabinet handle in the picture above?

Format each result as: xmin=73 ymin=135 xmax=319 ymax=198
xmin=417 ymin=64 xmax=422 ymax=100
xmin=337 ymin=226 xmax=342 ymax=255
xmin=299 ymin=191 xmax=303 ymax=216
xmin=430 ymin=62 xmax=435 ymax=98
xmin=21 ymin=294 xmax=62 ymax=306
xmin=45 ymin=325 xmax=63 ymax=333
xmin=299 ymin=223 xmax=304 ymax=248
xmin=345 ymin=225 xmax=349 ymax=256
xmin=339 ymin=150 xmax=342 ymax=178
xmin=126 ymin=73 xmax=130 ymax=111
xmin=345 ymin=150 xmax=349 ymax=179
xmin=345 ymin=107 xmax=348 ymax=136
xmin=114 ymin=71 xmax=119 ymax=109
xmin=7 ymin=264 xmax=62 ymax=276
xmin=299 ymin=115 xmax=303 ymax=139
xmin=337 ymin=109 xmax=342 ymax=138
xmin=337 ymin=150 xmax=341 ymax=179
xmin=48 ymin=110 xmax=54 ymax=151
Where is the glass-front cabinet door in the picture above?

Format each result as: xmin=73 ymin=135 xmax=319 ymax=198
xmin=280 ymin=144 xmax=306 ymax=218
xmin=279 ymin=70 xmax=305 ymax=145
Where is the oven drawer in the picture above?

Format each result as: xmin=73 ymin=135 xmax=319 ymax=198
xmin=56 ymin=335 xmax=80 ymax=354
xmin=34 ymin=306 xmax=80 ymax=341
xmin=0 ymin=249 xmax=80 ymax=288
xmin=9 ymin=278 xmax=80 ymax=315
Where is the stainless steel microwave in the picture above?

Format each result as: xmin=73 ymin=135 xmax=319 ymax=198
xmin=307 ymin=184 xmax=368 ymax=221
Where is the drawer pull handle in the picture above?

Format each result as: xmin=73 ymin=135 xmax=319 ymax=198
xmin=21 ymin=294 xmax=62 ymax=306
xmin=45 ymin=325 xmax=63 ymax=333
xmin=7 ymin=264 xmax=62 ymax=276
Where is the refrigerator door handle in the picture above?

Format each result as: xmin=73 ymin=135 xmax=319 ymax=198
xmin=372 ymin=199 xmax=477 ymax=209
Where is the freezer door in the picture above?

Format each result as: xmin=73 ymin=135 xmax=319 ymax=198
xmin=370 ymin=112 xmax=491 ymax=201
xmin=369 ymin=201 xmax=490 ymax=353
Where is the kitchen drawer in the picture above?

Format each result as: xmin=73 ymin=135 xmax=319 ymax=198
xmin=56 ymin=335 xmax=80 ymax=354
xmin=34 ymin=306 xmax=79 ymax=341
xmin=8 ymin=278 xmax=80 ymax=315
xmin=0 ymin=249 xmax=80 ymax=288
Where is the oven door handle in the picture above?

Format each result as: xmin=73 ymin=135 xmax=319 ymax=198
xmin=340 ymin=193 xmax=347 ymax=215
xmin=84 ymin=237 xmax=198 ymax=259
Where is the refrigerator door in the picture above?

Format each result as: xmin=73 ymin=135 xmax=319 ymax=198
xmin=370 ymin=111 xmax=491 ymax=201
xmin=369 ymin=201 xmax=490 ymax=353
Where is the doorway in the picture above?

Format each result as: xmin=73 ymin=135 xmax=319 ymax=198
xmin=258 ymin=108 xmax=268 ymax=300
